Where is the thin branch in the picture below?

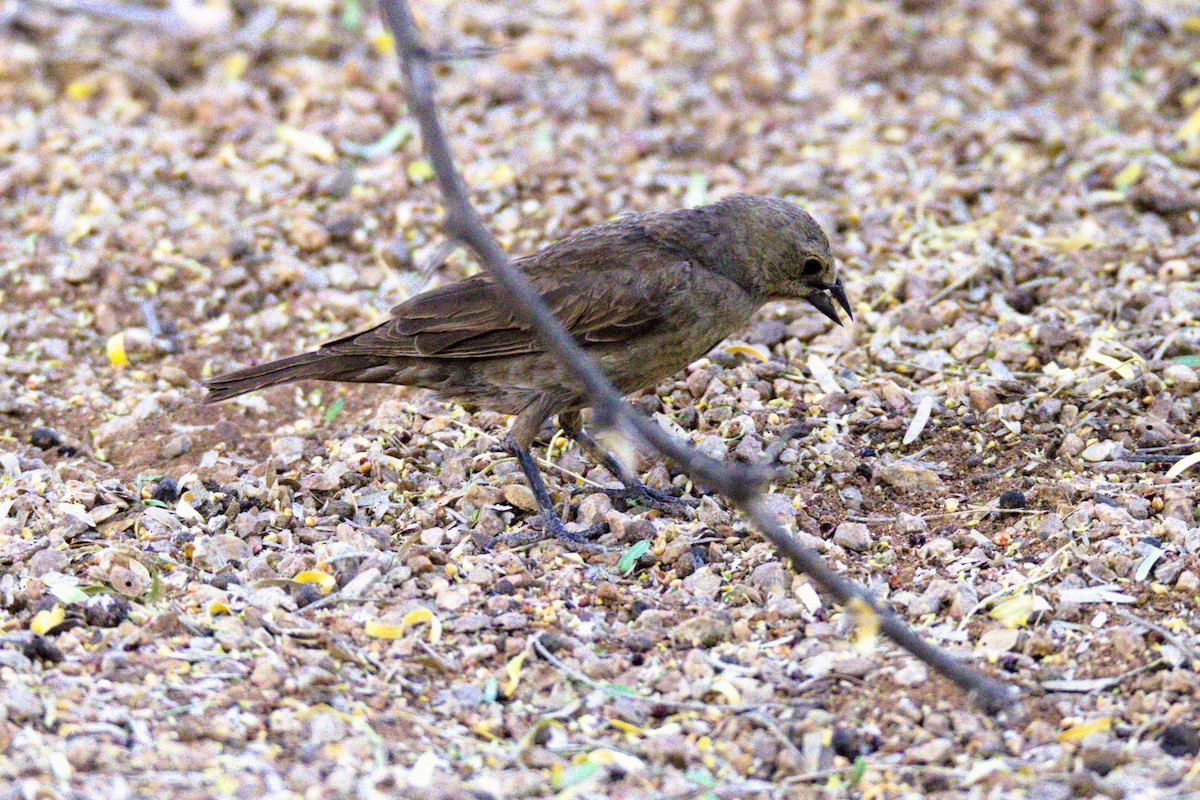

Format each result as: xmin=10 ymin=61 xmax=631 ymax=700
xmin=377 ymin=0 xmax=1017 ymax=714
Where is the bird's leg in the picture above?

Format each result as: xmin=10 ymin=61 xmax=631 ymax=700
xmin=498 ymin=435 xmax=608 ymax=553
xmin=559 ymin=410 xmax=699 ymax=512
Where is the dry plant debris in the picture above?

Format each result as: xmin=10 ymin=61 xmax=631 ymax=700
xmin=0 ymin=0 xmax=1199 ymax=797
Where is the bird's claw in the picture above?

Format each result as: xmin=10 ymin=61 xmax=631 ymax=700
xmin=499 ymin=514 xmax=609 ymax=554
xmin=575 ymin=480 xmax=699 ymax=512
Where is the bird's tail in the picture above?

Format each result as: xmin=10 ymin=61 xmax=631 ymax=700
xmin=205 ymin=351 xmax=345 ymax=403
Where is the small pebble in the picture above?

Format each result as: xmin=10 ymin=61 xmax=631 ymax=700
xmin=503 ymin=484 xmax=539 ymax=513
xmin=0 ymin=685 xmax=44 ymax=722
xmin=832 ymin=522 xmax=873 ymax=552
xmin=998 ymin=489 xmax=1026 ymax=510
xmin=1159 ymin=724 xmax=1200 ymax=758
xmin=893 ymin=661 xmax=929 ymax=687
xmin=1081 ymin=440 xmax=1120 ymax=462
xmin=1176 ymin=571 xmax=1199 ymax=594
xmin=874 ymin=462 xmax=943 ymax=492
xmin=30 ymin=427 xmax=62 ymax=450
xmin=1157 ymin=258 xmax=1192 ymax=282
xmin=152 ymin=477 xmax=179 ymax=504
xmin=159 ymin=435 xmax=192 ymax=460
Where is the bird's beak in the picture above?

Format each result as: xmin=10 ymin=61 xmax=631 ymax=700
xmin=805 ymin=278 xmax=853 ymax=326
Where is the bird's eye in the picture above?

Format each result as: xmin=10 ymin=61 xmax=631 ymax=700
xmin=802 ymin=258 xmax=824 ymax=277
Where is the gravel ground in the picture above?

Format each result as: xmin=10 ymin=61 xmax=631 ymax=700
xmin=1 ymin=0 xmax=1199 ymax=797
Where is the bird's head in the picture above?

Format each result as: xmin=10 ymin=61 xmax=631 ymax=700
xmin=701 ymin=194 xmax=853 ymax=325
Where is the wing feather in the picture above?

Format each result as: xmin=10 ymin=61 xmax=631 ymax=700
xmin=324 ymin=259 xmax=686 ymax=360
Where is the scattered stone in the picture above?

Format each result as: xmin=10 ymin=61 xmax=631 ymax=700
xmin=670 ymin=614 xmax=731 ymax=648
xmin=907 ymin=737 xmax=953 ymax=765
xmin=1159 ymin=724 xmax=1200 ymax=758
xmin=1163 ymin=363 xmax=1199 ymax=394
xmin=1176 ymin=571 xmax=1199 ymax=594
xmin=191 ymin=535 xmax=253 ymax=572
xmin=419 ymin=528 xmax=445 ymax=547
xmin=998 ymin=489 xmax=1026 ymax=510
xmin=30 ymin=427 xmax=62 ymax=450
xmin=0 ymin=684 xmax=44 ymax=722
xmin=503 ymin=484 xmax=539 ymax=513
xmin=951 ymin=327 xmax=989 ymax=360
xmin=875 ymin=462 xmax=943 ymax=492
xmin=271 ymin=437 xmax=306 ymax=466
xmin=919 ymin=537 xmax=955 ymax=563
xmin=1059 ymin=433 xmax=1085 ymax=457
xmin=159 ymin=435 xmax=192 ymax=459
xmin=1081 ymin=440 xmax=1121 ymax=462
xmin=893 ymin=661 xmax=929 ymax=687
xmin=152 ymin=477 xmax=179 ymax=504
xmin=84 ymin=594 xmax=130 ymax=628
xmin=969 ymin=387 xmax=999 ymax=411
xmin=495 ymin=612 xmax=528 ymax=630
xmin=749 ymin=562 xmax=786 ymax=595
xmin=681 ymin=567 xmax=722 ymax=600
xmin=93 ymin=415 xmax=136 ymax=449
xmin=576 ymin=493 xmax=612 ymax=526
xmin=287 ymin=217 xmax=330 ymax=252
xmin=832 ymin=522 xmax=873 ymax=551
xmin=1158 ymin=259 xmax=1192 ymax=282
xmin=696 ymin=496 xmax=730 ymax=527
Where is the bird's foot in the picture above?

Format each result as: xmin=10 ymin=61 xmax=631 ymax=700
xmin=575 ymin=479 xmax=699 ymax=512
xmin=499 ymin=513 xmax=609 ymax=554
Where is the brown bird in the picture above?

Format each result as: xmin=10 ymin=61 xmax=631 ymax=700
xmin=206 ymin=194 xmax=851 ymax=547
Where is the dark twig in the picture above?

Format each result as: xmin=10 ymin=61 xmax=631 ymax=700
xmin=377 ymin=0 xmax=1017 ymax=714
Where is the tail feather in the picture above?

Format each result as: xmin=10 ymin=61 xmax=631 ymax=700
xmin=206 ymin=351 xmax=347 ymax=403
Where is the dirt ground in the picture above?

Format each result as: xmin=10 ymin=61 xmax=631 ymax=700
xmin=1 ymin=0 xmax=1199 ymax=797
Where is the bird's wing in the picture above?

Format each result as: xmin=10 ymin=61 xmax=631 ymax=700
xmin=322 ymin=258 xmax=687 ymax=360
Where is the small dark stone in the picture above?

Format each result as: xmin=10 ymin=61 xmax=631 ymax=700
xmin=324 ymin=500 xmax=356 ymax=519
xmin=630 ymin=600 xmax=652 ymax=617
xmin=831 ymin=727 xmax=879 ymax=759
xmin=491 ymin=578 xmax=515 ymax=595
xmin=229 ymin=232 xmax=255 ymax=261
xmin=294 ymin=583 xmax=323 ymax=608
xmin=1093 ymin=494 xmax=1120 ymax=507
xmin=710 ymin=350 xmax=738 ymax=368
xmin=30 ymin=427 xmax=62 ymax=450
xmin=83 ymin=594 xmax=130 ymax=628
xmin=537 ymin=632 xmax=573 ymax=654
xmin=1006 ymin=291 xmax=1037 ymax=314
xmin=859 ymin=447 xmax=877 ymax=458
xmin=747 ymin=319 xmax=787 ymax=346
xmin=855 ymin=463 xmax=873 ymax=479
xmin=152 ymin=477 xmax=180 ymax=504
xmin=380 ymin=238 xmax=412 ymax=270
xmin=1160 ymin=724 xmax=1200 ymax=757
xmin=209 ymin=573 xmax=238 ymax=590
xmin=998 ymin=489 xmax=1026 ymax=510
xmin=326 ymin=216 xmax=357 ymax=241
xmin=21 ymin=634 xmax=64 ymax=663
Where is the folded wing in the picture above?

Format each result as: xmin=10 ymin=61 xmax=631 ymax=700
xmin=321 ymin=260 xmax=687 ymax=361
